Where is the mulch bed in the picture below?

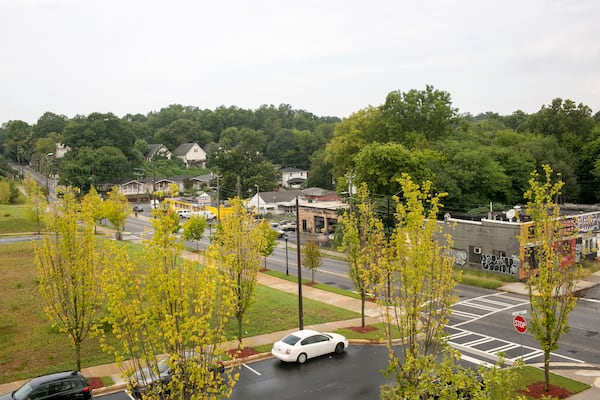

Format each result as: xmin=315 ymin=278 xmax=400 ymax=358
xmin=88 ymin=377 xmax=104 ymax=389
xmin=345 ymin=325 xmax=378 ymax=334
xmin=227 ymin=347 xmax=260 ymax=358
xmin=517 ymin=381 xmax=573 ymax=399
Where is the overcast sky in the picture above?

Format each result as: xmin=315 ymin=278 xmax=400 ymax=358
xmin=1 ymin=0 xmax=599 ymax=124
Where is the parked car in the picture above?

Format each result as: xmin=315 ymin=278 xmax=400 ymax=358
xmin=133 ymin=204 xmax=144 ymax=212
xmin=0 ymin=371 xmax=93 ymax=400
xmin=129 ymin=353 xmax=225 ymax=399
xmin=271 ymin=329 xmax=348 ymax=364
xmin=191 ymin=210 xmax=216 ymax=220
xmin=177 ymin=209 xmax=192 ymax=219
xmin=279 ymin=221 xmax=296 ymax=231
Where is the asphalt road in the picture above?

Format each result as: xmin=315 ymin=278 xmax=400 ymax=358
xmin=230 ymin=346 xmax=392 ymax=400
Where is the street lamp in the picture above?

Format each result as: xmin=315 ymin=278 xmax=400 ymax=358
xmin=285 ymin=236 xmax=289 ymax=276
xmin=208 ymin=221 xmax=212 ymax=242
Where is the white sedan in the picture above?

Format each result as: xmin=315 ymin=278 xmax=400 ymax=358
xmin=271 ymin=329 xmax=348 ymax=364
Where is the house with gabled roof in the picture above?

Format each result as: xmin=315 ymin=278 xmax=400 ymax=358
xmin=173 ymin=143 xmax=206 ymax=168
xmin=281 ymin=167 xmax=307 ymax=188
xmin=190 ymin=174 xmax=214 ymax=191
xmin=145 ymin=144 xmax=172 ymax=161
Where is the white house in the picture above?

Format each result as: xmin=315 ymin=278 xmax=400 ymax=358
xmin=145 ymin=144 xmax=172 ymax=161
xmin=281 ymin=167 xmax=307 ymax=188
xmin=247 ymin=189 xmax=303 ymax=215
xmin=173 ymin=143 xmax=207 ymax=168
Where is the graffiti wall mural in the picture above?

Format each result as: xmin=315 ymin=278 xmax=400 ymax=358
xmin=447 ymin=248 xmax=468 ymax=266
xmin=481 ymin=253 xmax=520 ymax=275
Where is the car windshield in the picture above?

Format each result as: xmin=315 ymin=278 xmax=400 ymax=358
xmin=157 ymin=357 xmax=170 ymax=374
xmin=281 ymin=334 xmax=301 ymax=345
xmin=13 ymin=382 xmax=34 ymax=400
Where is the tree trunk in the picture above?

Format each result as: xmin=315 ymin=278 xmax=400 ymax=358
xmin=361 ymin=292 xmax=366 ymax=327
xmin=544 ymin=349 xmax=551 ymax=392
xmin=76 ymin=341 xmax=81 ymax=371
xmin=237 ymin=315 xmax=243 ymax=345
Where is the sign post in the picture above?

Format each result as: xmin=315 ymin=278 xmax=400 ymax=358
xmin=512 ymin=310 xmax=527 ymax=360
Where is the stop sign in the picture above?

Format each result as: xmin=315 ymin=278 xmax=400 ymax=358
xmin=513 ymin=314 xmax=527 ymax=334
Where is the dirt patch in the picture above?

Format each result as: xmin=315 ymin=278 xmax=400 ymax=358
xmin=346 ymin=325 xmax=378 ymax=334
xmin=517 ymin=381 xmax=573 ymax=399
xmin=88 ymin=377 xmax=104 ymax=390
xmin=227 ymin=347 xmax=260 ymax=359
xmin=304 ymin=281 xmax=317 ymax=287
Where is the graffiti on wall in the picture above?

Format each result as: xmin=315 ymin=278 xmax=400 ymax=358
xmin=481 ymin=254 xmax=520 ymax=275
xmin=446 ymin=248 xmax=468 ymax=266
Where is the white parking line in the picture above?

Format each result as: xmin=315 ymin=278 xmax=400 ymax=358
xmin=580 ymin=298 xmax=600 ymax=304
xmin=242 ymin=363 xmax=262 ymax=376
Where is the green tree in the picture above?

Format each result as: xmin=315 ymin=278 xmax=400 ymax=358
xmin=260 ymin=222 xmax=279 ymax=271
xmin=34 ymin=190 xmax=103 ymax=370
xmin=100 ymin=209 xmax=238 ymax=399
xmin=380 ymin=85 xmax=458 ymax=143
xmin=324 ymin=107 xmax=382 ymax=179
xmin=182 ymin=214 xmax=208 ymax=252
xmin=33 ymin=111 xmax=68 ymax=139
xmin=523 ymin=165 xmax=579 ymax=392
xmin=302 ymin=239 xmax=323 ymax=284
xmin=370 ymin=175 xmax=464 ymax=398
xmin=81 ymin=186 xmax=104 ymax=234
xmin=104 ymin=186 xmax=130 ymax=240
xmin=206 ymin=198 xmax=265 ymax=344
xmin=341 ymin=183 xmax=387 ymax=327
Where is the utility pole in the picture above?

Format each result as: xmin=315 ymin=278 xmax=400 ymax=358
xmin=296 ymin=195 xmax=303 ymax=330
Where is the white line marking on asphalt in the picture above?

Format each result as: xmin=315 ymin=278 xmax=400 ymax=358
xmin=243 ymin=363 xmax=262 ymax=376
xmin=460 ymin=354 xmax=495 ymax=368
xmin=580 ymin=298 xmax=600 ymax=304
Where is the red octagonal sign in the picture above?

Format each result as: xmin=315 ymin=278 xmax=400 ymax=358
xmin=513 ymin=314 xmax=527 ymax=334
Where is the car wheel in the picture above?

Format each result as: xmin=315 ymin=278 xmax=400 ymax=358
xmin=297 ymin=353 xmax=307 ymax=364
xmin=335 ymin=342 xmax=345 ymax=354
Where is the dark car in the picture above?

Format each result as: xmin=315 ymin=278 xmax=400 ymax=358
xmin=0 ymin=371 xmax=93 ymax=400
xmin=130 ymin=353 xmax=225 ymax=399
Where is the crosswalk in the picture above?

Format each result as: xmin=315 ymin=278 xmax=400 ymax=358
xmin=447 ymin=292 xmax=585 ymax=365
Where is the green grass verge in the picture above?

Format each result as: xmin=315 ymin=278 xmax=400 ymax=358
xmin=264 ymin=269 xmax=363 ymax=299
xmin=0 ymin=240 xmax=358 ymax=384
xmin=517 ymin=366 xmax=589 ymax=397
xmin=100 ymin=376 xmax=115 ymax=387
xmin=0 ymin=204 xmax=39 ymax=234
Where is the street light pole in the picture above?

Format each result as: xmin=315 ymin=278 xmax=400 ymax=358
xmin=296 ymin=195 xmax=303 ymax=330
xmin=285 ymin=236 xmax=289 ymax=276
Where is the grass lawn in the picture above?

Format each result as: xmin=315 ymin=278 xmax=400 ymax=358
xmin=0 ymin=205 xmax=39 ymax=234
xmin=0 ymin=240 xmax=358 ymax=384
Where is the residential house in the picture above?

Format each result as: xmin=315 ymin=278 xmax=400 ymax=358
xmin=247 ymin=189 xmax=303 ymax=215
xmin=190 ymin=174 xmax=214 ymax=191
xmin=145 ymin=144 xmax=172 ymax=161
xmin=173 ymin=143 xmax=207 ymax=168
xmin=281 ymin=167 xmax=307 ymax=188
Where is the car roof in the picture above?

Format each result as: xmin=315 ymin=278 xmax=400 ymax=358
xmin=29 ymin=371 xmax=82 ymax=387
xmin=286 ymin=329 xmax=325 ymax=339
